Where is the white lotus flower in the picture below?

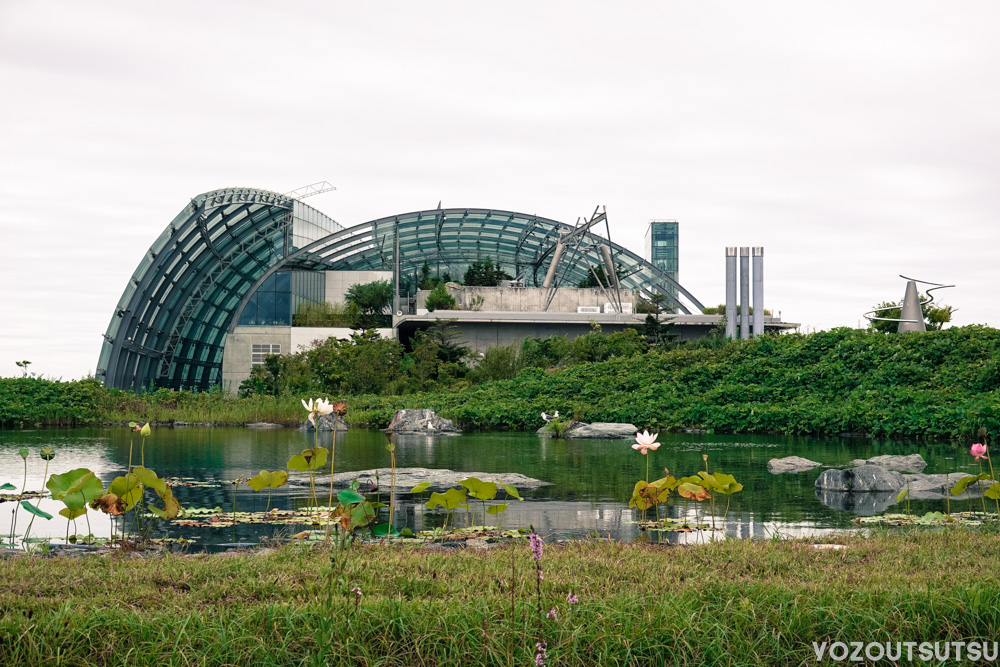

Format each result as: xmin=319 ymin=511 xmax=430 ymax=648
xmin=631 ymin=429 xmax=660 ymax=455
xmin=302 ymin=397 xmax=335 ymax=425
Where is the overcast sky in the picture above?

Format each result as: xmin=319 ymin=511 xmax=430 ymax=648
xmin=1 ymin=1 xmax=997 ymax=381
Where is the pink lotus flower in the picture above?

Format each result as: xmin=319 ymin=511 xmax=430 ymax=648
xmin=632 ymin=430 xmax=660 ymax=455
xmin=971 ymin=443 xmax=989 ymax=461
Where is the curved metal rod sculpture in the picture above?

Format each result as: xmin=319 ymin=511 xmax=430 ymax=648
xmin=863 ymin=275 xmax=955 ymax=324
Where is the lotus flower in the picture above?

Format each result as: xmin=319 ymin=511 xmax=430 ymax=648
xmin=971 ymin=443 xmax=989 ymax=461
xmin=302 ymin=397 xmax=334 ymax=425
xmin=632 ymin=430 xmax=660 ymax=455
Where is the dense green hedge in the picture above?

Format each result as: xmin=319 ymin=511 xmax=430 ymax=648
xmin=2 ymin=326 xmax=998 ymax=437
xmin=347 ymin=326 xmax=1000 ymax=438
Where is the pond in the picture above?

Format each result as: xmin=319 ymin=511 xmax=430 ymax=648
xmin=0 ymin=426 xmax=981 ymax=550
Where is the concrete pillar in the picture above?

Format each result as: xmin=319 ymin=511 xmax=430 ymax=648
xmin=752 ymin=247 xmax=764 ymax=336
xmin=725 ymin=248 xmax=737 ymax=339
xmin=739 ymin=247 xmax=750 ymax=339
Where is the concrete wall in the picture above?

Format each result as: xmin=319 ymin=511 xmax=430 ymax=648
xmin=325 ymin=270 xmax=393 ymax=305
xmin=222 ymin=325 xmax=393 ymax=394
xmin=415 ymin=286 xmax=640 ymax=314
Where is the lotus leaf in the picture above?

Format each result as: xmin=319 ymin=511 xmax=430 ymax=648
xmin=20 ymin=500 xmax=52 ymax=520
xmin=91 ymin=493 xmax=125 ymax=516
xmin=986 ymin=484 xmax=1000 ymax=500
xmin=287 ymin=446 xmax=328 ymax=471
xmin=628 ymin=481 xmax=655 ymax=511
xmin=248 ymin=470 xmax=289 ymax=492
xmin=59 ymin=507 xmax=87 ymax=521
xmin=426 ymin=488 xmax=467 ymax=510
xmin=677 ymin=482 xmax=711 ymax=501
xmin=108 ymin=473 xmax=143 ymax=511
xmin=148 ymin=484 xmax=181 ymax=519
xmin=373 ymin=523 xmax=400 ymax=537
xmin=709 ymin=472 xmax=743 ymax=495
xmin=342 ymin=501 xmax=376 ymax=530
xmin=460 ymin=477 xmax=497 ymax=501
xmin=486 ymin=503 xmax=509 ymax=515
xmin=46 ymin=468 xmax=104 ymax=511
xmin=131 ymin=467 xmax=167 ymax=493
xmin=499 ymin=482 xmax=523 ymax=500
xmin=410 ymin=482 xmax=431 ymax=494
xmin=337 ymin=489 xmax=367 ymax=505
xmin=951 ymin=473 xmax=989 ymax=495
xmin=0 ymin=483 xmax=15 ymax=491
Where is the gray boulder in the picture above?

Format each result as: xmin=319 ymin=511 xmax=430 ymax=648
xmin=564 ymin=422 xmax=638 ymax=439
xmin=816 ymin=489 xmax=898 ymax=516
xmin=386 ymin=409 xmax=460 ymax=434
xmin=298 ymin=413 xmax=349 ymax=432
xmin=815 ymin=465 xmax=905 ymax=492
xmin=767 ymin=456 xmax=822 ymax=474
xmin=855 ymin=454 xmax=928 ymax=473
xmin=901 ymin=473 xmax=998 ymax=500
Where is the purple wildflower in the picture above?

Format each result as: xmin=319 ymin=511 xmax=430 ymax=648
xmin=546 ymin=607 xmax=558 ymax=620
xmin=567 ymin=592 xmax=579 ymax=605
xmin=529 ymin=532 xmax=543 ymax=561
xmin=534 ymin=641 xmax=548 ymax=666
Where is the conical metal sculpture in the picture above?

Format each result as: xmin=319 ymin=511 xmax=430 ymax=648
xmin=897 ymin=280 xmax=926 ymax=332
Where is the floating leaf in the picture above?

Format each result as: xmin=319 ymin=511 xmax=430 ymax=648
xmin=0 ymin=483 xmax=15 ymax=491
xmin=287 ymin=447 xmax=328 ymax=471
xmin=248 ymin=470 xmax=289 ymax=492
xmin=337 ymin=489 xmax=367 ymax=506
xmin=460 ymin=477 xmax=497 ymax=501
xmin=410 ymin=482 xmax=431 ymax=494
xmin=47 ymin=468 xmax=104 ymax=511
xmin=486 ymin=503 xmax=509 ymax=515
xmin=20 ymin=501 xmax=52 ymax=520
xmin=59 ymin=507 xmax=87 ymax=520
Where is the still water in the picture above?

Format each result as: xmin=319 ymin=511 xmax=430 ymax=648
xmin=0 ymin=427 xmax=980 ymax=549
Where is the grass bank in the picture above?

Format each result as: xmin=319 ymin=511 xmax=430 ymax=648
xmin=4 ymin=326 xmax=999 ymax=437
xmin=1 ymin=530 xmax=998 ymax=665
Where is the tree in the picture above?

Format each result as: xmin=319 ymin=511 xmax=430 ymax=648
xmin=868 ymin=298 xmax=954 ymax=333
xmin=463 ymin=258 xmax=509 ymax=287
xmin=637 ymin=294 xmax=675 ymax=346
xmin=577 ymin=263 xmax=624 ymax=289
xmin=14 ymin=360 xmax=31 ymax=378
xmin=345 ymin=280 xmax=393 ymax=329
xmin=425 ymin=284 xmax=457 ymax=312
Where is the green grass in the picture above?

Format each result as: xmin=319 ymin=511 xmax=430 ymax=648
xmin=1 ymin=530 xmax=998 ymax=665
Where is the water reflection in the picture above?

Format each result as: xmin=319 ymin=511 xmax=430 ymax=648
xmin=0 ymin=427 xmax=984 ymax=548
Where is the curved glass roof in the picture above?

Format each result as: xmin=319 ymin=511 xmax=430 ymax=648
xmin=99 ymin=191 xmax=703 ymax=392
xmin=97 ymin=187 xmax=342 ymax=392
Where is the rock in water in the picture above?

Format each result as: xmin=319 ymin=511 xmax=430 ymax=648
xmin=766 ymin=456 xmax=823 ymax=474
xmin=563 ymin=423 xmax=638 ymax=439
xmin=298 ymin=414 xmax=349 ymax=432
xmin=859 ymin=454 xmax=928 ymax=473
xmin=815 ymin=464 xmax=905 ymax=492
xmin=386 ymin=409 xmax=460 ymax=434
